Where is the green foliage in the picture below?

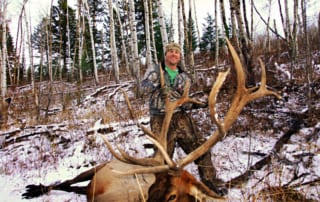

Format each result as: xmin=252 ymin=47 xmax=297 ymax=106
xmin=199 ymin=13 xmax=225 ymax=55
xmin=0 ymin=25 xmax=18 ymax=85
xmin=51 ymin=0 xmax=77 ymax=75
xmin=184 ymin=15 xmax=197 ymax=52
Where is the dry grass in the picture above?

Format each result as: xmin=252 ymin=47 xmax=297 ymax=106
xmin=252 ymin=186 xmax=317 ymax=202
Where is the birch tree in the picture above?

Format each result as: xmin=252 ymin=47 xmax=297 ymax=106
xmin=128 ymin=0 xmax=140 ymax=95
xmin=219 ymin=0 xmax=229 ymax=38
xmin=215 ymin=0 xmax=219 ymax=65
xmin=229 ymin=0 xmax=255 ymax=85
xmin=66 ymin=0 xmax=72 ymax=80
xmin=193 ymin=0 xmax=201 ymax=47
xmin=114 ymin=1 xmax=129 ymax=73
xmin=24 ymin=2 xmax=35 ymax=94
xmin=108 ymin=0 xmax=119 ymax=83
xmin=278 ymin=0 xmax=299 ymax=81
xmin=84 ymin=0 xmax=99 ymax=84
xmin=74 ymin=0 xmax=84 ymax=82
xmin=48 ymin=0 xmax=54 ymax=82
xmin=301 ymin=1 xmax=311 ymax=86
xmin=157 ymin=0 xmax=168 ymax=52
xmin=188 ymin=0 xmax=195 ymax=79
xmin=177 ymin=0 xmax=186 ymax=69
xmin=0 ymin=0 xmax=8 ymax=98
xmin=149 ymin=0 xmax=158 ymax=64
xmin=144 ymin=0 xmax=152 ymax=69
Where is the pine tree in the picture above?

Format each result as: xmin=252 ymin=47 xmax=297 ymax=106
xmin=200 ymin=14 xmax=215 ymax=52
xmin=185 ymin=16 xmax=197 ymax=52
xmin=50 ymin=0 xmax=77 ymax=79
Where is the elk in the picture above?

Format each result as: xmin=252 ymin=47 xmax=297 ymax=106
xmin=22 ymin=39 xmax=281 ymax=202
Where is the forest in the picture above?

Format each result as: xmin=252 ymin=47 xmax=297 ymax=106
xmin=0 ymin=0 xmax=320 ymax=201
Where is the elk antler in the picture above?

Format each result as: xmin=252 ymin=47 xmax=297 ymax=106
xmin=177 ymin=38 xmax=281 ymax=168
xmin=98 ymin=64 xmax=207 ymax=173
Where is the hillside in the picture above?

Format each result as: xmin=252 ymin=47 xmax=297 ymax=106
xmin=0 ymin=54 xmax=320 ymax=201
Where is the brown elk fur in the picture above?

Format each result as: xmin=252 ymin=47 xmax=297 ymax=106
xmin=148 ymin=170 xmax=201 ymax=202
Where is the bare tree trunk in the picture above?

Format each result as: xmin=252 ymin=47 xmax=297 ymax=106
xmin=318 ymin=12 xmax=320 ymax=51
xmin=128 ymin=0 xmax=140 ymax=96
xmin=24 ymin=3 xmax=35 ymax=94
xmin=188 ymin=0 xmax=195 ymax=82
xmin=144 ymin=0 xmax=152 ymax=69
xmin=301 ymin=0 xmax=312 ymax=94
xmin=14 ymin=5 xmax=24 ymax=86
xmin=265 ymin=0 xmax=272 ymax=53
xmin=39 ymin=32 xmax=44 ymax=82
xmin=84 ymin=0 xmax=99 ymax=84
xmin=178 ymin=0 xmax=186 ymax=69
xmin=66 ymin=0 xmax=72 ymax=81
xmin=157 ymin=0 xmax=168 ymax=51
xmin=215 ymin=0 xmax=219 ymax=66
xmin=193 ymin=0 xmax=201 ymax=48
xmin=149 ymin=0 xmax=158 ymax=64
xmin=231 ymin=0 xmax=255 ymax=85
xmin=279 ymin=0 xmax=298 ymax=81
xmin=181 ymin=0 xmax=190 ymax=70
xmin=108 ymin=0 xmax=120 ymax=83
xmin=77 ymin=0 xmax=85 ymax=83
xmin=48 ymin=1 xmax=54 ymax=82
xmin=219 ymin=0 xmax=229 ymax=38
xmin=229 ymin=0 xmax=239 ymax=46
xmin=0 ymin=0 xmax=8 ymax=98
xmin=168 ymin=0 xmax=174 ymax=41
xmin=115 ymin=1 xmax=130 ymax=73
xmin=241 ymin=0 xmax=250 ymax=39
xmin=291 ymin=0 xmax=299 ymax=79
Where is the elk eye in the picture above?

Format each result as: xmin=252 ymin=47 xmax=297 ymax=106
xmin=167 ymin=194 xmax=176 ymax=201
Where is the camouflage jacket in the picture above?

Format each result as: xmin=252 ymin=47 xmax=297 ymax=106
xmin=141 ymin=63 xmax=190 ymax=115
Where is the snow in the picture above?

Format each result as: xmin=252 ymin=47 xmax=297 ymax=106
xmin=1 ymin=58 xmax=320 ymax=202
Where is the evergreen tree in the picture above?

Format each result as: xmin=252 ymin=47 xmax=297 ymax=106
xmin=50 ymin=0 xmax=77 ymax=78
xmin=32 ymin=18 xmax=50 ymax=80
xmin=0 ymin=25 xmax=16 ymax=85
xmin=200 ymin=13 xmax=216 ymax=52
xmin=200 ymin=13 xmax=225 ymax=54
xmin=185 ymin=16 xmax=197 ymax=52
xmin=86 ymin=0 xmax=106 ymax=71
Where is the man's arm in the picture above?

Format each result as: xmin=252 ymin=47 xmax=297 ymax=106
xmin=141 ymin=64 xmax=160 ymax=94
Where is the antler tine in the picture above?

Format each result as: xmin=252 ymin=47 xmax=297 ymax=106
xmin=178 ymin=38 xmax=281 ymax=168
xmin=209 ymin=69 xmax=230 ymax=137
xmin=146 ymin=135 xmax=175 ymax=167
xmin=99 ymin=134 xmax=161 ymax=166
xmin=153 ymin=66 xmax=206 ymax=168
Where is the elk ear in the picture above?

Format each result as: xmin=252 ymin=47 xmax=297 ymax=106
xmin=147 ymin=173 xmax=170 ymax=202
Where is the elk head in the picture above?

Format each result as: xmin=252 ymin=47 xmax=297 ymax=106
xmin=94 ymin=38 xmax=281 ymax=201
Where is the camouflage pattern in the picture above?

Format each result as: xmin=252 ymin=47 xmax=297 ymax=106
xmin=150 ymin=112 xmax=222 ymax=192
xmin=141 ymin=63 xmax=190 ymax=115
xmin=142 ymin=64 xmax=224 ymax=193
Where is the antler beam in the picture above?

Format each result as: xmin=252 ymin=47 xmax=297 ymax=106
xmin=178 ymin=38 xmax=281 ymax=168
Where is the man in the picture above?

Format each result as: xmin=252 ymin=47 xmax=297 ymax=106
xmin=141 ymin=42 xmax=226 ymax=195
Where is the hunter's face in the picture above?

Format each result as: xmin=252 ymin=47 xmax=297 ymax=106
xmin=165 ymin=49 xmax=181 ymax=68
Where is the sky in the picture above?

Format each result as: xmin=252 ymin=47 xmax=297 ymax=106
xmin=6 ymin=0 xmax=320 ymax=42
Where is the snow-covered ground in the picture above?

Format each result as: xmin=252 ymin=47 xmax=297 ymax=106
xmin=1 ymin=62 xmax=319 ymax=202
